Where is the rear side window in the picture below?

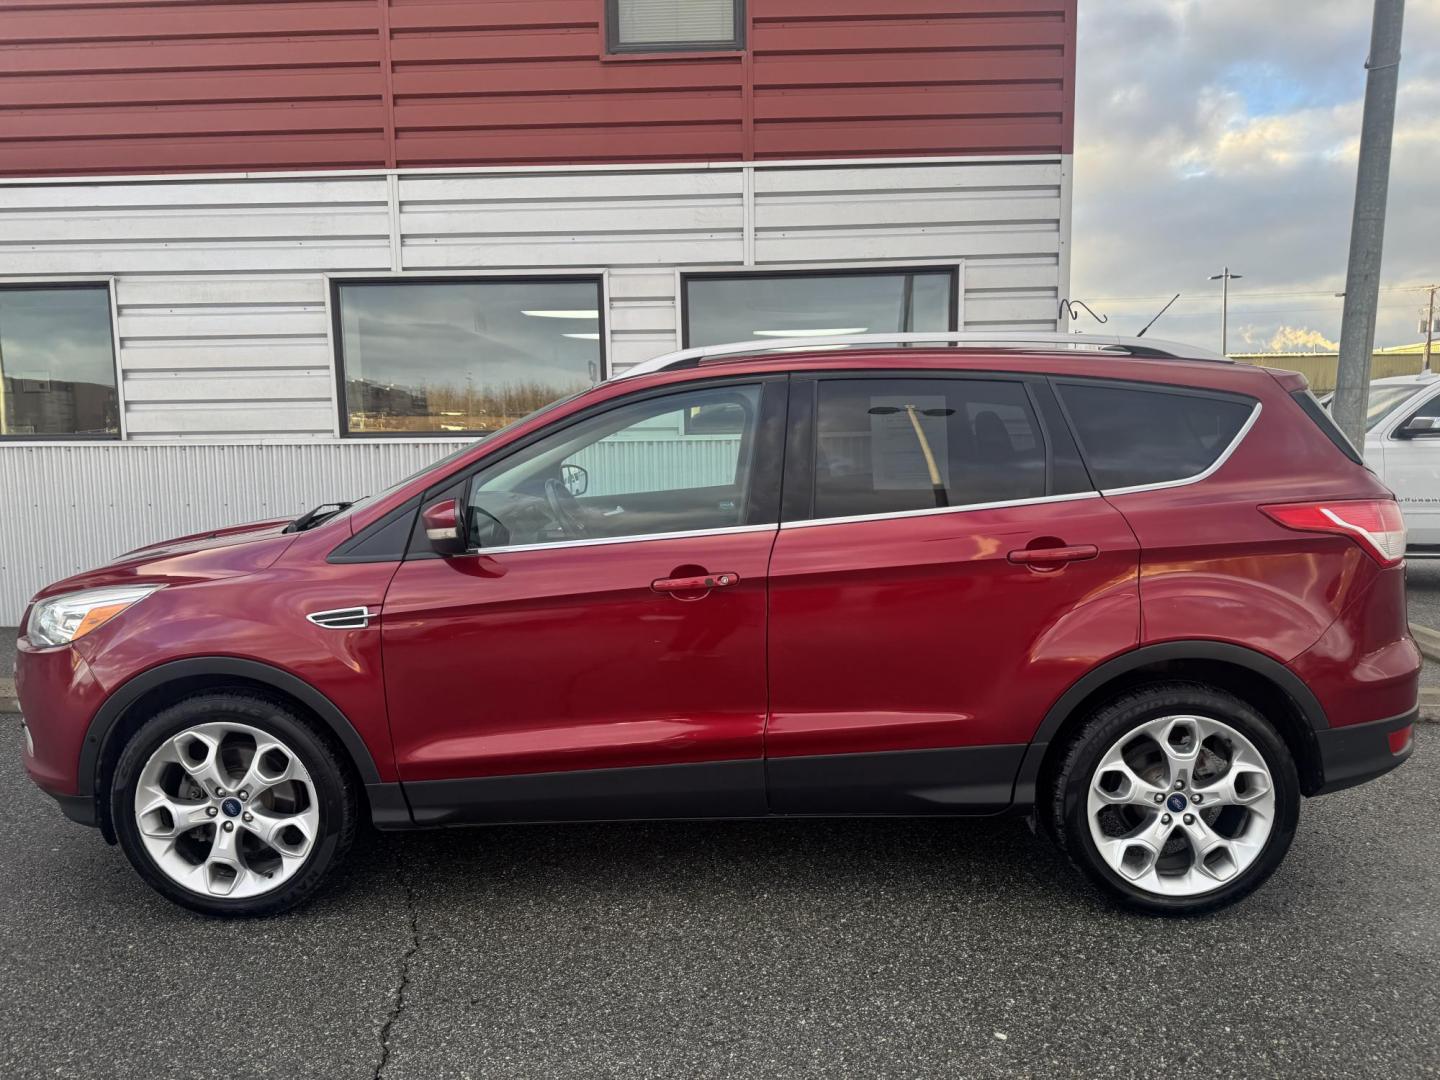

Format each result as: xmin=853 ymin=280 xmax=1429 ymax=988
xmin=811 ymin=378 xmax=1048 ymax=520
xmin=1057 ymin=382 xmax=1254 ymax=491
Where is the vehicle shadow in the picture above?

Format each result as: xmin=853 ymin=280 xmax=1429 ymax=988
xmin=342 ymin=811 xmax=1096 ymax=917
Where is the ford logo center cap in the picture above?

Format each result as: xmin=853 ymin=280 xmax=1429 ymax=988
xmin=1167 ymin=793 xmax=1189 ymax=813
xmin=221 ymin=798 xmax=243 ymax=817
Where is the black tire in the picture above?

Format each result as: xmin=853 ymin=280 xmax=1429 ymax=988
xmin=1045 ymin=680 xmax=1300 ymax=915
xmin=111 ymin=693 xmax=359 ymax=917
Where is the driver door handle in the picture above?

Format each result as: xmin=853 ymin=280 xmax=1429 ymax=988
xmin=652 ymin=572 xmax=740 ymax=593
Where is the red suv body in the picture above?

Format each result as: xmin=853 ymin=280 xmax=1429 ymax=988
xmin=16 ymin=343 xmax=1420 ymax=916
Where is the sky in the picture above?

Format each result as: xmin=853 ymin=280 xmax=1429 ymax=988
xmin=1070 ymin=0 xmax=1440 ymax=353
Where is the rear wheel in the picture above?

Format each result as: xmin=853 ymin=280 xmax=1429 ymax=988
xmin=111 ymin=693 xmax=358 ymax=917
xmin=1047 ymin=681 xmax=1300 ymax=914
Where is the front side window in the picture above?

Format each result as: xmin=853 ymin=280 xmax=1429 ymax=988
xmin=608 ymin=0 xmax=743 ymax=52
xmin=1395 ymin=389 xmax=1440 ymax=438
xmin=1057 ymin=382 xmax=1254 ymax=491
xmin=684 ymin=268 xmax=955 ymax=349
xmin=810 ymin=378 xmax=1047 ymax=521
xmin=466 ymin=384 xmax=763 ymax=548
xmin=335 ymin=279 xmax=604 ymax=436
xmin=0 ymin=284 xmax=119 ymax=438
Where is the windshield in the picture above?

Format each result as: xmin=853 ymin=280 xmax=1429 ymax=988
xmin=1322 ymin=384 xmax=1427 ymax=432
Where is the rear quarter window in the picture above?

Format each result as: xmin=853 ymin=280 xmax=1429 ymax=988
xmin=1056 ymin=381 xmax=1255 ymax=491
xmin=1292 ymin=389 xmax=1362 ymax=464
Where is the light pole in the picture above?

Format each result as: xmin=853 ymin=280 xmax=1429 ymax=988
xmin=1209 ymin=268 xmax=1243 ymax=356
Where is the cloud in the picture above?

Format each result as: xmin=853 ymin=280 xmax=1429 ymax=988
xmin=1071 ymin=0 xmax=1440 ymax=352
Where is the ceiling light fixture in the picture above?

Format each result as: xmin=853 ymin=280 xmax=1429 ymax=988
xmin=563 ymin=333 xmax=601 ymax=341
xmin=522 ymin=310 xmax=600 ymax=319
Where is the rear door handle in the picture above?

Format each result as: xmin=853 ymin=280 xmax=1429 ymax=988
xmin=652 ymin=572 xmax=740 ymax=593
xmin=1007 ymin=544 xmax=1099 ymax=566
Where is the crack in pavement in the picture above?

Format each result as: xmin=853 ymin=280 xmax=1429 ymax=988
xmin=374 ymin=844 xmax=420 ymax=1080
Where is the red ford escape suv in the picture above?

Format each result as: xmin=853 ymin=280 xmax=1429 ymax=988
xmin=17 ymin=332 xmax=1419 ymax=917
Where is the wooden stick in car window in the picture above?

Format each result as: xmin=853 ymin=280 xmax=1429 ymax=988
xmin=868 ymin=405 xmax=956 ymax=508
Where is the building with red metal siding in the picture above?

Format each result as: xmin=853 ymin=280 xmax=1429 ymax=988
xmin=0 ymin=0 xmax=1073 ymax=174
xmin=0 ymin=0 xmax=1078 ymax=615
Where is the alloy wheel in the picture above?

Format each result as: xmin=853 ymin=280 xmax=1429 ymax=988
xmin=132 ymin=721 xmax=321 ymax=899
xmin=1085 ymin=713 xmax=1276 ymax=897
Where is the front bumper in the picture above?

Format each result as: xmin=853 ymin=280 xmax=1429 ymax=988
xmin=47 ymin=788 xmax=99 ymax=827
xmin=1312 ymin=707 xmax=1416 ymax=795
xmin=16 ymin=635 xmax=108 ymax=809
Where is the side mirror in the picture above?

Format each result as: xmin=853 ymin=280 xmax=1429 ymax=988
xmin=562 ymin=463 xmax=589 ymax=497
xmin=421 ymin=498 xmax=465 ymax=556
xmin=1397 ymin=415 xmax=1440 ymax=439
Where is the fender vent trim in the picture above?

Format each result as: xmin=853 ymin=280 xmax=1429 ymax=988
xmin=306 ymin=606 xmax=376 ymax=630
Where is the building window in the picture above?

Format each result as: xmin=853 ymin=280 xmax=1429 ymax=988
xmin=683 ymin=268 xmax=957 ymax=349
xmin=0 ymin=284 xmax=119 ymax=439
xmin=607 ymin=0 xmax=744 ymax=53
xmin=334 ymin=278 xmax=605 ymax=437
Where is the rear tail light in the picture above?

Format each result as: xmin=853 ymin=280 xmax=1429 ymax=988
xmin=1389 ymin=724 xmax=1413 ymax=755
xmin=1260 ymin=499 xmax=1407 ymax=567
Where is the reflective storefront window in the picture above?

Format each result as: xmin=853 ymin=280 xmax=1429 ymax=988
xmin=684 ymin=269 xmax=956 ymax=348
xmin=0 ymin=285 xmax=119 ymax=438
xmin=335 ymin=279 xmax=604 ymax=436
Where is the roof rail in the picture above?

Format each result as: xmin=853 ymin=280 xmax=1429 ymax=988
xmin=614 ymin=331 xmax=1230 ymax=380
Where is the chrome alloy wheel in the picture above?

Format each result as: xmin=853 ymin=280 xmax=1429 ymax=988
xmin=132 ymin=722 xmax=321 ymax=899
xmin=1086 ymin=714 xmax=1276 ymax=897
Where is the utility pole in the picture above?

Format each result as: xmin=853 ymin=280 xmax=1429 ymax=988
xmin=1209 ymin=268 xmax=1243 ymax=355
xmin=1422 ymin=284 xmax=1436 ymax=375
xmin=1334 ymin=0 xmax=1406 ymax=451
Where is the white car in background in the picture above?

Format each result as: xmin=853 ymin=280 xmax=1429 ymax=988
xmin=1324 ymin=372 xmax=1440 ymax=555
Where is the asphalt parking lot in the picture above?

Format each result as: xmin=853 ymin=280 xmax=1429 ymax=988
xmin=1 ymin=720 xmax=1439 ymax=1079
xmin=1409 ymin=560 xmax=1440 ymax=689
xmin=4 ymin=575 xmax=1440 ymax=1080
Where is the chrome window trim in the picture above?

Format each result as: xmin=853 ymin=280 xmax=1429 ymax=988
xmin=779 ymin=490 xmax=1102 ymax=531
xmin=445 ymin=400 xmax=1262 ymax=547
xmin=466 ymin=522 xmax=777 ymax=556
xmin=1096 ymin=401 xmax=1262 ymax=497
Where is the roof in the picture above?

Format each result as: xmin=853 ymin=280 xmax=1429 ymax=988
xmin=1367 ymin=370 xmax=1438 ymax=387
xmin=618 ymin=332 xmax=1229 ymax=382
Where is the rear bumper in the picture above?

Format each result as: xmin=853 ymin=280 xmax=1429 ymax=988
xmin=1312 ymin=707 xmax=1416 ymax=796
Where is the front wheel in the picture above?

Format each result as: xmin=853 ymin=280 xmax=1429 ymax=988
xmin=1047 ymin=681 xmax=1300 ymax=915
xmin=111 ymin=693 xmax=358 ymax=917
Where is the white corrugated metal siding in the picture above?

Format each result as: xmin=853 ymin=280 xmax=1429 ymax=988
xmin=0 ymin=440 xmax=467 ymax=620
xmin=0 ymin=155 xmax=1069 ymax=619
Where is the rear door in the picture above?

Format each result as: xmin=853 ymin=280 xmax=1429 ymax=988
xmin=765 ymin=372 xmax=1140 ymax=814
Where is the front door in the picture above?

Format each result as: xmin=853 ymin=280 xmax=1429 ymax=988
xmin=382 ymin=377 xmax=786 ymax=824
xmin=765 ymin=373 xmax=1140 ymax=814
xmin=1381 ymin=386 xmax=1440 ymax=546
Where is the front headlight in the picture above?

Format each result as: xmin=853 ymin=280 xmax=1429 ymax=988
xmin=26 ymin=585 xmax=162 ymax=648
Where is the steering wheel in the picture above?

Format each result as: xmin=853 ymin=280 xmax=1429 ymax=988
xmin=543 ymin=477 xmax=589 ymax=539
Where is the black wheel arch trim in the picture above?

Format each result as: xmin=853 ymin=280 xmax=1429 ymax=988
xmin=78 ymin=657 xmax=385 ymax=805
xmin=1012 ymin=640 xmax=1329 ymax=808
xmin=1033 ymin=640 xmax=1329 ymax=743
